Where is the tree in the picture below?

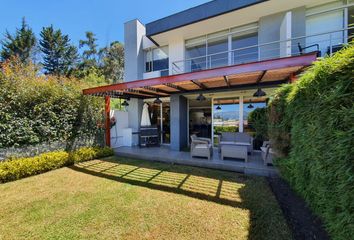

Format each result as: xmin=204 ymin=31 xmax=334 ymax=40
xmin=99 ymin=41 xmax=124 ymax=83
xmin=1 ymin=18 xmax=36 ymax=63
xmin=79 ymin=31 xmax=98 ymax=70
xmin=39 ymin=25 xmax=78 ymax=76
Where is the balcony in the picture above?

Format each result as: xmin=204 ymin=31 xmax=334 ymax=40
xmin=172 ymin=27 xmax=353 ymax=75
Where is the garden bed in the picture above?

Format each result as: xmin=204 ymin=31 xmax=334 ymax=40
xmin=268 ymin=177 xmax=330 ymax=240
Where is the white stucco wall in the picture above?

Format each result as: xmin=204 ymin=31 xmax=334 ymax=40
xmin=124 ymin=19 xmax=146 ymax=82
xmin=168 ymin=37 xmax=185 ymax=75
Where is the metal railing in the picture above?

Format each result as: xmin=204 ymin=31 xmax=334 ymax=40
xmin=172 ymin=27 xmax=353 ymax=75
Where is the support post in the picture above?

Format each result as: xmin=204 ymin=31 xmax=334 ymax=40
xmin=105 ymin=96 xmax=111 ymax=147
xmin=290 ymin=73 xmax=297 ymax=83
xmin=239 ymin=96 xmax=244 ymax=133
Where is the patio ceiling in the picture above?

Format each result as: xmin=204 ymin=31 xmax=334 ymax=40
xmin=82 ymin=52 xmax=317 ymax=99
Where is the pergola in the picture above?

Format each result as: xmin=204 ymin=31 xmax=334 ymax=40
xmin=82 ymin=52 xmax=317 ymax=146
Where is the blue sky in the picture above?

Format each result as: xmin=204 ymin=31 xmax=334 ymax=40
xmin=0 ymin=0 xmax=208 ymax=48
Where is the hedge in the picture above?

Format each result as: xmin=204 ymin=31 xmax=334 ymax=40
xmin=0 ymin=147 xmax=114 ymax=183
xmin=268 ymin=44 xmax=354 ymax=240
xmin=0 ymin=58 xmax=104 ymax=148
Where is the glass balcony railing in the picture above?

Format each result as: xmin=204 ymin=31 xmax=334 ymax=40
xmin=172 ymin=27 xmax=353 ymax=75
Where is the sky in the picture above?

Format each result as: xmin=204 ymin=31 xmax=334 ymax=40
xmin=0 ymin=0 xmax=208 ymax=48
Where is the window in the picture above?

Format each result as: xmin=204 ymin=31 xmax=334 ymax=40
xmin=306 ymin=1 xmax=345 ymax=56
xmin=185 ymin=36 xmax=207 ymax=72
xmin=185 ymin=23 xmax=258 ymax=72
xmin=213 ymin=98 xmax=240 ymax=138
xmin=348 ymin=5 xmax=354 ymax=41
xmin=232 ymin=33 xmax=258 ymax=64
xmin=243 ymin=99 xmax=267 ymax=133
xmin=144 ymin=46 xmax=169 ymax=72
xmin=207 ymin=30 xmax=229 ymax=68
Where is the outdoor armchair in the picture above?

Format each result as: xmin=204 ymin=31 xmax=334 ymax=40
xmin=190 ymin=134 xmax=213 ymax=160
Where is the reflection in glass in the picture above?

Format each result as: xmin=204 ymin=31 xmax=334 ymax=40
xmin=213 ymin=98 xmax=240 ymax=139
xmin=208 ymin=36 xmax=228 ymax=68
xmin=232 ymin=33 xmax=258 ymax=64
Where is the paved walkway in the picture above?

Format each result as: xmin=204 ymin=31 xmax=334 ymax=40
xmin=114 ymin=146 xmax=278 ymax=177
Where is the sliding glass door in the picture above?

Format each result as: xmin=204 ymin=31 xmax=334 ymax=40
xmin=213 ymin=98 xmax=240 ymax=144
xmin=149 ymin=100 xmax=170 ymax=145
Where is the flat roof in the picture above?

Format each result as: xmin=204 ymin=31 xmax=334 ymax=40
xmin=145 ymin=0 xmax=267 ymax=37
xmin=82 ymin=53 xmax=317 ymax=99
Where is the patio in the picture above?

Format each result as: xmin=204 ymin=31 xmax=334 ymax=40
xmin=114 ymin=146 xmax=277 ymax=177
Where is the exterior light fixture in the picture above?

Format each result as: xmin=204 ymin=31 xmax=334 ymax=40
xmin=216 ymin=105 xmax=222 ymax=110
xmin=154 ymin=96 xmax=162 ymax=104
xmin=247 ymin=103 xmax=254 ymax=109
xmin=253 ymin=88 xmax=266 ymax=97
xmin=196 ymin=93 xmax=206 ymax=101
xmin=122 ymin=100 xmax=129 ymax=107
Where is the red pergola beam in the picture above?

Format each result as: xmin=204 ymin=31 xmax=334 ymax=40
xmin=83 ymin=52 xmax=317 ymax=95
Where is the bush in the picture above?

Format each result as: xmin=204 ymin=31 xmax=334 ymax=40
xmin=248 ymin=107 xmax=268 ymax=141
xmin=0 ymin=58 xmax=104 ymax=148
xmin=214 ymin=125 xmax=238 ymax=134
xmin=269 ymin=44 xmax=354 ymax=240
xmin=69 ymin=146 xmax=114 ymax=163
xmin=0 ymin=147 xmax=114 ymax=183
xmin=268 ymin=84 xmax=294 ymax=157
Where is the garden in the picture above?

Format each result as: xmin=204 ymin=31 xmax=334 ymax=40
xmin=0 ymin=18 xmax=353 ymax=240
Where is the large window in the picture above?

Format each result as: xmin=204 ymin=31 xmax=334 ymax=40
xmin=213 ymin=98 xmax=240 ymax=138
xmin=207 ymin=30 xmax=229 ymax=68
xmin=185 ymin=23 xmax=258 ymax=72
xmin=349 ymin=4 xmax=354 ymax=41
xmin=145 ymin=46 xmax=169 ymax=73
xmin=185 ymin=36 xmax=207 ymax=72
xmin=305 ymin=1 xmax=354 ymax=56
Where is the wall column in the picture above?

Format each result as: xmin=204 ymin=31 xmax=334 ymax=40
xmin=239 ymin=96 xmax=244 ymax=133
xmin=170 ymin=95 xmax=188 ymax=151
xmin=105 ymin=96 xmax=111 ymax=147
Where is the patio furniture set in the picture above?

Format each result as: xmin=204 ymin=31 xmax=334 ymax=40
xmin=190 ymin=132 xmax=274 ymax=165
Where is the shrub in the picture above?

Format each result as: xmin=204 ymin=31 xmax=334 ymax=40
xmin=0 ymin=147 xmax=114 ymax=183
xmin=268 ymin=84 xmax=293 ymax=157
xmin=0 ymin=58 xmax=104 ymax=148
xmin=69 ymin=146 xmax=114 ymax=163
xmin=269 ymin=44 xmax=354 ymax=240
xmin=214 ymin=125 xmax=238 ymax=134
xmin=248 ymin=107 xmax=268 ymax=141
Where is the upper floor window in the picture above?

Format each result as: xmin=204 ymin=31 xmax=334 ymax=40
xmin=231 ymin=23 xmax=258 ymax=64
xmin=305 ymin=0 xmax=354 ymax=56
xmin=145 ymin=46 xmax=169 ymax=73
xmin=184 ymin=23 xmax=258 ymax=72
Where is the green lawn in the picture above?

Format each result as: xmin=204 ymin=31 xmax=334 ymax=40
xmin=0 ymin=157 xmax=292 ymax=240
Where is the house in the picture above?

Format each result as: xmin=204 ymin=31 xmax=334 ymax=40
xmin=83 ymin=0 xmax=353 ymax=153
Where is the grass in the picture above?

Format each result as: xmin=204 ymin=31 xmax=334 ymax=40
xmin=0 ymin=156 xmax=292 ymax=240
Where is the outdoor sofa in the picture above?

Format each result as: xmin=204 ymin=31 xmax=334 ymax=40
xmin=217 ymin=132 xmax=254 ymax=153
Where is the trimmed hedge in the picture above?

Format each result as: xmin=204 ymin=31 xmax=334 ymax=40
xmin=214 ymin=126 xmax=238 ymax=134
xmin=268 ymin=44 xmax=354 ymax=240
xmin=0 ymin=147 xmax=114 ymax=183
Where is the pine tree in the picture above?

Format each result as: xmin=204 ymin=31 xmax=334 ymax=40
xmin=79 ymin=31 xmax=98 ymax=70
xmin=99 ymin=41 xmax=124 ymax=83
xmin=1 ymin=17 xmax=36 ymax=63
xmin=39 ymin=25 xmax=78 ymax=76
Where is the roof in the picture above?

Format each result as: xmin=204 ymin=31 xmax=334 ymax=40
xmin=82 ymin=53 xmax=317 ymax=99
xmin=145 ymin=0 xmax=267 ymax=37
